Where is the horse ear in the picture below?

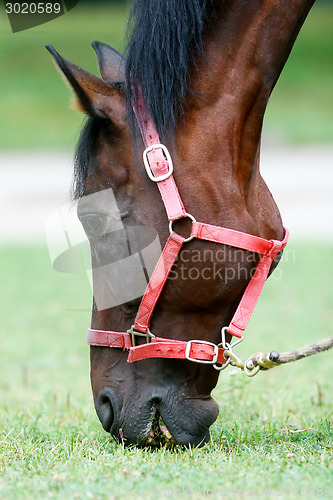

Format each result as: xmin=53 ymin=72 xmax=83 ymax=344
xmin=45 ymin=44 xmax=126 ymax=125
xmin=91 ymin=41 xmax=125 ymax=82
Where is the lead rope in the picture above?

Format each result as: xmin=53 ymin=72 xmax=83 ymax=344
xmin=223 ymin=336 xmax=333 ymax=377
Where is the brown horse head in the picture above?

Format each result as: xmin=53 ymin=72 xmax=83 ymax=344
xmin=47 ymin=0 xmax=315 ymax=446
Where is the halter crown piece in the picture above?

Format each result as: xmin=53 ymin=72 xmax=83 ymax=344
xmin=87 ymin=90 xmax=289 ymax=369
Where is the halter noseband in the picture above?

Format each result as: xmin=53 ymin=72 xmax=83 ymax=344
xmin=87 ymin=96 xmax=289 ymax=368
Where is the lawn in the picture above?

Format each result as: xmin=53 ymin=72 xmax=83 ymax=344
xmin=0 ymin=242 xmax=332 ymax=499
xmin=0 ymin=2 xmax=332 ymax=149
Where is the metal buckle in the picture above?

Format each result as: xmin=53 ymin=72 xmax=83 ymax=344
xmin=213 ymin=327 xmax=244 ymax=370
xmin=185 ymin=340 xmax=219 ymax=364
xmin=143 ymin=143 xmax=174 ymax=182
xmin=127 ymin=325 xmax=155 ymax=347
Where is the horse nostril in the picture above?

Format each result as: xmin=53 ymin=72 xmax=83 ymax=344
xmin=94 ymin=388 xmax=120 ymax=433
xmin=99 ymin=395 xmax=114 ymax=430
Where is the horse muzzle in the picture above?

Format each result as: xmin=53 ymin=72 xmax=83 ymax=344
xmin=94 ymin=385 xmax=219 ymax=447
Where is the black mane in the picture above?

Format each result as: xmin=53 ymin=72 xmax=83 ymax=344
xmin=125 ymin=0 xmax=211 ymax=142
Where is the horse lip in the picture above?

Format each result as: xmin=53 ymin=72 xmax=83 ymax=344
xmin=175 ymin=429 xmax=211 ymax=447
xmin=160 ymin=423 xmax=211 ymax=448
xmin=149 ymin=418 xmax=211 ymax=447
xmin=154 ymin=396 xmax=219 ymax=447
xmin=151 ymin=410 xmax=213 ymax=448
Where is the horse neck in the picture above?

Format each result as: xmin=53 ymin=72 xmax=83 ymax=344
xmin=174 ymin=0 xmax=315 ymax=229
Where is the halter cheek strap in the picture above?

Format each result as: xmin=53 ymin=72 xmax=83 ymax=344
xmin=87 ymin=97 xmax=289 ymax=367
xmin=137 ymin=93 xmax=187 ymax=222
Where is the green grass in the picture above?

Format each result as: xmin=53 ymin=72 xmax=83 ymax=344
xmin=0 ymin=242 xmax=332 ymax=499
xmin=0 ymin=3 xmax=333 ymax=149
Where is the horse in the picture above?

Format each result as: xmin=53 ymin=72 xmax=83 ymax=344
xmin=47 ymin=0 xmax=316 ymax=447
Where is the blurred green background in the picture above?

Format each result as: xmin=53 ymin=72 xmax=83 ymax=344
xmin=0 ymin=0 xmax=332 ymax=150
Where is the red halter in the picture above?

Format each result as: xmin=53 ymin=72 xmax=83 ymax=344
xmin=87 ymin=97 xmax=289 ymax=368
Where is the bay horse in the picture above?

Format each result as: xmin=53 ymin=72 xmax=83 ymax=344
xmin=47 ymin=0 xmax=316 ymax=447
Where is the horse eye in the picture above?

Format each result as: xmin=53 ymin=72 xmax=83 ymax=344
xmin=80 ymin=214 xmax=105 ymax=237
xmin=87 ymin=215 xmax=103 ymax=230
